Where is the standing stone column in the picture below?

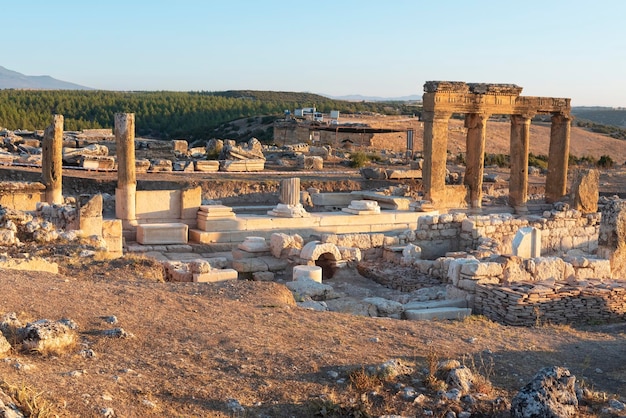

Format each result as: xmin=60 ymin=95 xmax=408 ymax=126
xmin=42 ymin=114 xmax=64 ymax=204
xmin=509 ymin=114 xmax=532 ymax=212
xmin=114 ymin=113 xmax=137 ymax=225
xmin=268 ymin=177 xmax=309 ymax=217
xmin=546 ymin=113 xmax=571 ymax=203
xmin=280 ymin=177 xmax=300 ymax=206
xmin=423 ymin=111 xmax=451 ymax=205
xmin=464 ymin=113 xmax=489 ymax=210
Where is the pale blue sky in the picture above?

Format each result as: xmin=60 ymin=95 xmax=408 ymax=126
xmin=3 ymin=0 xmax=625 ymax=106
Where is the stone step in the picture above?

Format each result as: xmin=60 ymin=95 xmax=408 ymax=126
xmin=403 ymin=307 xmax=472 ymax=321
xmin=403 ymin=299 xmax=467 ymax=311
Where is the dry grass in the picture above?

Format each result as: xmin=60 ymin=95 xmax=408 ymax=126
xmin=1 ymin=380 xmax=57 ymax=418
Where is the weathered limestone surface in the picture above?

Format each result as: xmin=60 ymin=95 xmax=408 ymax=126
xmin=570 ymin=169 xmax=599 ymax=213
xmin=21 ymin=319 xmax=76 ymax=353
xmin=293 ymin=265 xmax=322 ymax=283
xmin=511 ymin=367 xmax=578 ymax=418
xmin=598 ymin=199 xmax=626 ymax=279
xmin=512 ymin=227 xmax=541 ymax=258
xmin=136 ymin=223 xmax=188 ymax=245
xmin=79 ymin=194 xmax=103 ymax=237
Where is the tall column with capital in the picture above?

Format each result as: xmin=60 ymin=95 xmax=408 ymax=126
xmin=42 ymin=114 xmax=64 ymax=204
xmin=546 ymin=113 xmax=571 ymax=203
xmin=423 ymin=111 xmax=451 ymax=205
xmin=464 ymin=113 xmax=489 ymax=210
xmin=114 ymin=113 xmax=137 ymax=226
xmin=509 ymin=114 xmax=532 ymax=211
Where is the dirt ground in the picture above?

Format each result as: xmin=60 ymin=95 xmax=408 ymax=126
xmin=0 ymin=252 xmax=625 ymax=417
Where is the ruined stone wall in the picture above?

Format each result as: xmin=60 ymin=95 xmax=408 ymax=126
xmin=414 ymin=213 xmax=472 ymax=259
xmin=273 ymin=123 xmax=407 ymax=151
xmin=413 ymin=210 xmax=601 ymax=260
xmin=475 ymin=281 xmax=626 ymax=326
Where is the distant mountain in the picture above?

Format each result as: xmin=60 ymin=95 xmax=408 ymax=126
xmin=0 ymin=66 xmax=92 ymax=90
xmin=321 ymin=93 xmax=422 ymax=102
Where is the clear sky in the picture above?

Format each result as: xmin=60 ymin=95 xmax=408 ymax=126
xmin=4 ymin=0 xmax=625 ymax=106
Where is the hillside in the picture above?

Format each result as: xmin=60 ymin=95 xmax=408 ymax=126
xmin=572 ymin=107 xmax=626 ymax=128
xmin=0 ymin=65 xmax=92 ymax=90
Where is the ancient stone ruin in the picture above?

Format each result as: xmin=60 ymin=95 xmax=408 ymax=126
xmin=0 ymin=82 xmax=624 ymax=331
xmin=422 ymin=81 xmax=571 ymax=212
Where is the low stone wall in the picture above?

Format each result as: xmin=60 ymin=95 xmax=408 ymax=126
xmin=414 ymin=209 xmax=601 ymax=260
xmin=475 ymin=280 xmax=626 ymax=326
xmin=0 ymin=181 xmax=45 ymax=211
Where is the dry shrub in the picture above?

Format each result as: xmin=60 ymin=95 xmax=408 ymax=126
xmin=463 ymin=353 xmax=495 ymax=395
xmin=349 ymin=367 xmax=382 ymax=392
xmin=423 ymin=349 xmax=447 ymax=391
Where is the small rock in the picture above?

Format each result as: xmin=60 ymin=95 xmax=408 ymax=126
xmin=445 ymin=388 xmax=462 ymax=402
xmin=101 ymin=407 xmax=114 ymax=417
xmin=609 ymin=399 xmax=625 ymax=410
xmin=102 ymin=328 xmax=133 ymax=338
xmin=226 ymin=398 xmax=244 ymax=414
xmin=102 ymin=316 xmax=118 ymax=324
xmin=142 ymin=399 xmax=157 ymax=409
xmin=327 ymin=370 xmax=339 ymax=379
xmin=79 ymin=349 xmax=96 ymax=358
xmin=58 ymin=318 xmax=78 ymax=329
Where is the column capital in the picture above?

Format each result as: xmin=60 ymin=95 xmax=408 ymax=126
xmin=422 ymin=111 xmax=452 ymax=123
xmin=552 ymin=112 xmax=572 ymax=121
xmin=511 ymin=113 xmax=535 ymax=122
xmin=464 ymin=112 xmax=491 ymax=129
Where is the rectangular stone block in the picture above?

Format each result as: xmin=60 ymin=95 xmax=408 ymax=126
xmin=136 ymin=223 xmax=188 ymax=245
xmin=197 ymin=218 xmax=245 ymax=232
xmin=194 ymin=160 xmax=220 ymax=172
xmin=181 ymin=187 xmax=202 ymax=220
xmin=136 ymin=190 xmax=181 ymax=220
xmin=194 ymin=269 xmax=238 ymax=282
xmin=404 ymin=307 xmax=472 ymax=321
xmin=311 ymin=193 xmax=354 ymax=207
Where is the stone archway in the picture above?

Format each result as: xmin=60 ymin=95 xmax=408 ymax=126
xmin=299 ymin=241 xmax=342 ymax=280
xmin=315 ymin=252 xmax=338 ymax=280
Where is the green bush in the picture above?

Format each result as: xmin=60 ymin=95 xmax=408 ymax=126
xmin=350 ymin=151 xmax=370 ymax=168
xmin=598 ymin=155 xmax=614 ymax=168
xmin=528 ymin=153 xmax=548 ymax=169
xmin=484 ymin=153 xmax=509 ymax=168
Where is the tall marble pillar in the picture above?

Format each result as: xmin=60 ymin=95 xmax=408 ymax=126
xmin=42 ymin=114 xmax=64 ymax=205
xmin=423 ymin=111 xmax=451 ymax=205
xmin=509 ymin=114 xmax=532 ymax=212
xmin=464 ymin=113 xmax=489 ymax=210
xmin=114 ymin=113 xmax=137 ymax=225
xmin=546 ymin=113 xmax=571 ymax=203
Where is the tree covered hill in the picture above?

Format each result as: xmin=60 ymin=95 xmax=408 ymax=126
xmin=0 ymin=90 xmax=417 ymax=141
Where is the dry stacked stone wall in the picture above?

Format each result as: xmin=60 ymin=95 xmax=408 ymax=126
xmin=475 ymin=280 xmax=626 ymax=326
